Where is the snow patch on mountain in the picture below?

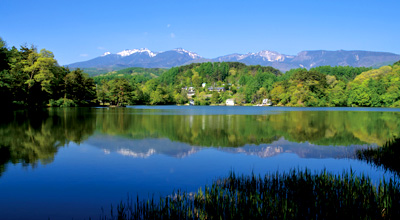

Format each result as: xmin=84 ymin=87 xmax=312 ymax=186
xmin=238 ymin=54 xmax=251 ymax=60
xmin=173 ymin=48 xmax=201 ymax=59
xmin=101 ymin=52 xmax=111 ymax=56
xmin=118 ymin=148 xmax=156 ymax=158
xmin=255 ymin=50 xmax=286 ymax=62
xmin=225 ymin=50 xmax=289 ymax=62
xmin=117 ymin=48 xmax=158 ymax=57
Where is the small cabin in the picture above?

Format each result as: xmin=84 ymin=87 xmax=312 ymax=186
xmin=226 ymin=99 xmax=235 ymax=106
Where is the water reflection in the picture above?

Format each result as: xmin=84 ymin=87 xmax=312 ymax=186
xmin=87 ymin=135 xmax=200 ymax=158
xmin=87 ymin=135 xmax=369 ymax=160
xmin=0 ymin=109 xmax=96 ymax=176
xmin=95 ymin=108 xmax=400 ymax=147
xmin=1 ymin=107 xmax=400 ymax=176
xmin=357 ymin=138 xmax=400 ymax=176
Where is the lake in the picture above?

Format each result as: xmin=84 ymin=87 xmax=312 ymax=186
xmin=1 ymin=106 xmax=399 ymax=219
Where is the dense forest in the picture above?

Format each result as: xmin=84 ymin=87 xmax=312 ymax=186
xmin=0 ymin=38 xmax=96 ymax=108
xmin=1 ymin=38 xmax=400 ymax=108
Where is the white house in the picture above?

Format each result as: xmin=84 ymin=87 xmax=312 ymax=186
xmin=226 ymin=99 xmax=235 ymax=106
xmin=182 ymin=86 xmax=196 ymax=97
xmin=262 ymin=98 xmax=272 ymax=106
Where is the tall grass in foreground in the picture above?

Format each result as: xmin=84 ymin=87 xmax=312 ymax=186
xmin=357 ymin=138 xmax=400 ymax=176
xmin=101 ymin=169 xmax=400 ymax=220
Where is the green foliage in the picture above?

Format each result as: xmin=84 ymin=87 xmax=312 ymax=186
xmin=311 ymin=65 xmax=372 ymax=81
xmin=93 ymin=67 xmax=166 ymax=85
xmin=174 ymin=90 xmax=189 ymax=105
xmin=73 ymin=60 xmax=400 ymax=107
xmin=0 ymin=38 xmax=97 ymax=108
xmin=346 ymin=65 xmax=400 ymax=107
xmin=80 ymin=67 xmax=125 ymax=76
xmin=271 ymin=70 xmax=329 ymax=106
xmin=210 ymin=92 xmax=220 ymax=104
xmin=269 ymin=64 xmax=400 ymax=107
xmin=64 ymin=69 xmax=96 ymax=105
xmin=97 ymin=61 xmax=283 ymax=106
xmin=49 ymin=98 xmax=77 ymax=107
xmin=194 ymin=92 xmax=210 ymax=105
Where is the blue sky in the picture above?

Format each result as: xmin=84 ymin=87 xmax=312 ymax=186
xmin=2 ymin=0 xmax=399 ymax=65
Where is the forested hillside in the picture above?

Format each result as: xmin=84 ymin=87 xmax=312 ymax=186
xmin=93 ymin=67 xmax=166 ymax=85
xmin=95 ymin=60 xmax=400 ymax=107
xmin=95 ymin=62 xmax=283 ymax=105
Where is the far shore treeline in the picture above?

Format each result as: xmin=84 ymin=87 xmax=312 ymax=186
xmin=1 ymin=37 xmax=400 ymax=109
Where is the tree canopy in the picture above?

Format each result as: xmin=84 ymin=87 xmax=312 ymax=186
xmin=0 ymin=38 xmax=96 ymax=108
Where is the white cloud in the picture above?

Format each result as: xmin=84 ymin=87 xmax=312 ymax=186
xmin=80 ymin=54 xmax=89 ymax=57
xmin=97 ymin=46 xmax=105 ymax=50
xmin=170 ymin=33 xmax=175 ymax=38
xmin=167 ymin=24 xmax=171 ymax=28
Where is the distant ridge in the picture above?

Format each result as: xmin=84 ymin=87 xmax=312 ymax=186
xmin=67 ymin=49 xmax=400 ymax=72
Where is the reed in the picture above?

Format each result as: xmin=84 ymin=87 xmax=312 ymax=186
xmin=357 ymin=138 xmax=400 ymax=175
xmin=101 ymin=169 xmax=400 ymax=220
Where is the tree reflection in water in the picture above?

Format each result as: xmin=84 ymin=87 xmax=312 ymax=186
xmin=0 ymin=108 xmax=96 ymax=176
xmin=1 ymin=107 xmax=400 ymax=176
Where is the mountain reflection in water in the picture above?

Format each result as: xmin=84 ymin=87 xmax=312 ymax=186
xmin=1 ymin=106 xmax=399 ymax=176
xmin=87 ymin=135 xmax=371 ymax=160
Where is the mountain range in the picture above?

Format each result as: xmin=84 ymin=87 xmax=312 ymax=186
xmin=67 ymin=48 xmax=400 ymax=72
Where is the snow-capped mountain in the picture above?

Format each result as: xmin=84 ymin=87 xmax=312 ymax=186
xmin=214 ymin=50 xmax=293 ymax=63
xmin=213 ymin=50 xmax=400 ymax=71
xmin=68 ymin=48 xmax=202 ymax=69
xmin=67 ymin=48 xmax=400 ymax=72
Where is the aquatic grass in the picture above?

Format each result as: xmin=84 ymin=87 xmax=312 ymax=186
xmin=101 ymin=169 xmax=400 ymax=220
xmin=357 ymin=138 xmax=400 ymax=176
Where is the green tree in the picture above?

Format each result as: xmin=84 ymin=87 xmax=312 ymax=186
xmin=108 ymin=78 xmax=132 ymax=106
xmin=64 ymin=69 xmax=96 ymax=105
xmin=347 ymin=82 xmax=370 ymax=106
xmin=211 ymin=92 xmax=220 ymax=104
xmin=192 ymin=71 xmax=201 ymax=87
xmin=328 ymin=81 xmax=347 ymax=106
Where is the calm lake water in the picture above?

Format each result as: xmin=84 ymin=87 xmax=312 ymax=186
xmin=1 ymin=106 xmax=400 ymax=219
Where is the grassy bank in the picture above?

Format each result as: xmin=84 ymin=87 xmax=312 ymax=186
xmin=101 ymin=169 xmax=400 ymax=220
